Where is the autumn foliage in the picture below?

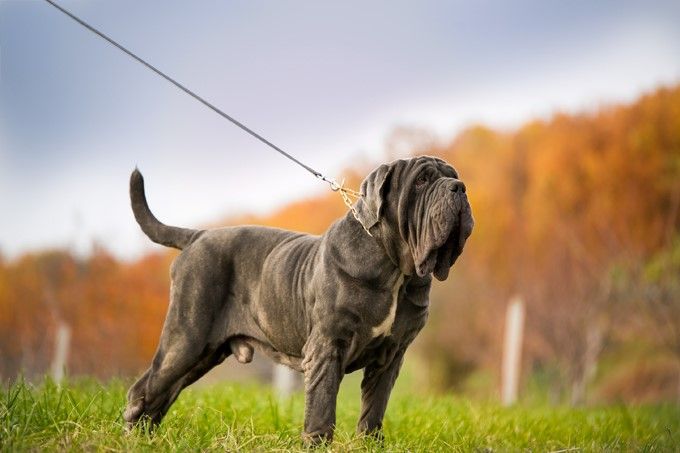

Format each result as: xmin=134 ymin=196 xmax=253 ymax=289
xmin=1 ymin=85 xmax=679 ymax=404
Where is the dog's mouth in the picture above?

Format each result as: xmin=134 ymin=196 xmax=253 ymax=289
xmin=417 ymin=218 xmax=460 ymax=281
xmin=415 ymin=195 xmax=472 ymax=281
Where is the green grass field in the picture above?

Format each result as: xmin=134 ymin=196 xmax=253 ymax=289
xmin=1 ymin=373 xmax=678 ymax=452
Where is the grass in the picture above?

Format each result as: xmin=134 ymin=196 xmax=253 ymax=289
xmin=1 ymin=372 xmax=678 ymax=452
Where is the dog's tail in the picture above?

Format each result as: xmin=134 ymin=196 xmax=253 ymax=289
xmin=129 ymin=169 xmax=203 ymax=250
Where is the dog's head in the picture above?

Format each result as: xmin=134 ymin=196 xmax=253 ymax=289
xmin=356 ymin=156 xmax=474 ymax=281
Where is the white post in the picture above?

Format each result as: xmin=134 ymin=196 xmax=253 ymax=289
xmin=51 ymin=322 xmax=71 ymax=384
xmin=502 ymin=296 xmax=525 ymax=406
xmin=273 ymin=364 xmax=296 ymax=400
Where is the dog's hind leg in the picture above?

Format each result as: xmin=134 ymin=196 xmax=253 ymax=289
xmin=124 ymin=266 xmax=226 ymax=429
xmin=124 ymin=368 xmax=151 ymax=427
xmin=153 ymin=346 xmax=231 ymax=421
xmin=124 ymin=332 xmax=208 ymax=428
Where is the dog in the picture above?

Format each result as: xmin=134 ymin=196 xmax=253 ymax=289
xmin=123 ymin=156 xmax=473 ymax=445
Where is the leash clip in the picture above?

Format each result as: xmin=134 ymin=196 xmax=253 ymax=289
xmin=317 ymin=174 xmax=341 ymax=192
xmin=329 ymin=179 xmax=344 ymax=192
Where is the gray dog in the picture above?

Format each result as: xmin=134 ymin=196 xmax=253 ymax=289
xmin=123 ymin=156 xmax=473 ymax=445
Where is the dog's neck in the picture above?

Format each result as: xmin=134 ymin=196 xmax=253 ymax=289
xmin=331 ymin=211 xmax=414 ymax=279
xmin=374 ymin=220 xmax=415 ymax=276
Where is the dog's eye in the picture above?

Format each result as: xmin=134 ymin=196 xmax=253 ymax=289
xmin=415 ymin=175 xmax=428 ymax=188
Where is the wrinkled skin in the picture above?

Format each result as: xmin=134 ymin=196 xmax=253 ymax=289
xmin=123 ymin=156 xmax=473 ymax=446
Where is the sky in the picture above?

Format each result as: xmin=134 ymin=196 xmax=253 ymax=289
xmin=1 ymin=0 xmax=679 ymax=260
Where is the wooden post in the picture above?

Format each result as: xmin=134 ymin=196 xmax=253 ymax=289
xmin=502 ymin=296 xmax=525 ymax=406
xmin=273 ymin=364 xmax=296 ymax=400
xmin=50 ymin=321 xmax=71 ymax=384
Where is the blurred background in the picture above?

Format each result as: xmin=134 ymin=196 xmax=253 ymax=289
xmin=1 ymin=0 xmax=679 ymax=405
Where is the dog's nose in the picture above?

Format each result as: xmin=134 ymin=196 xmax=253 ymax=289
xmin=450 ymin=180 xmax=466 ymax=193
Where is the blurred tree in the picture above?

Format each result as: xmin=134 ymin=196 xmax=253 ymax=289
xmin=637 ymin=237 xmax=680 ymax=402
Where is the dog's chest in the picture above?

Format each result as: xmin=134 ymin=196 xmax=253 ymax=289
xmin=371 ymin=274 xmax=405 ymax=338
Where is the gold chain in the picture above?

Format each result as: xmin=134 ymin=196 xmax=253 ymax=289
xmin=331 ymin=179 xmax=373 ymax=237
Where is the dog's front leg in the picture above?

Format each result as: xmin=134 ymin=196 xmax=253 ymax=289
xmin=301 ymin=331 xmax=345 ymax=446
xmin=357 ymin=350 xmax=405 ymax=438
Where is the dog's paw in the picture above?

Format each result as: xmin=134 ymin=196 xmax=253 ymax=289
xmin=301 ymin=430 xmax=333 ymax=448
xmin=357 ymin=424 xmax=385 ymax=444
xmin=123 ymin=397 xmax=145 ymax=431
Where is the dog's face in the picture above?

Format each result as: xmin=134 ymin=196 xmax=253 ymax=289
xmin=357 ymin=156 xmax=474 ymax=281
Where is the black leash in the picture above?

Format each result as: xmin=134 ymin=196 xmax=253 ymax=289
xmin=43 ymin=0 xmax=343 ymax=189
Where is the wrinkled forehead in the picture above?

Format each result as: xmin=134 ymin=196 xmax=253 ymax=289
xmin=391 ymin=156 xmax=458 ymax=180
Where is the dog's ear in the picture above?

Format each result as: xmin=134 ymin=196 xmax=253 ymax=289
xmin=355 ymin=164 xmax=393 ymax=230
